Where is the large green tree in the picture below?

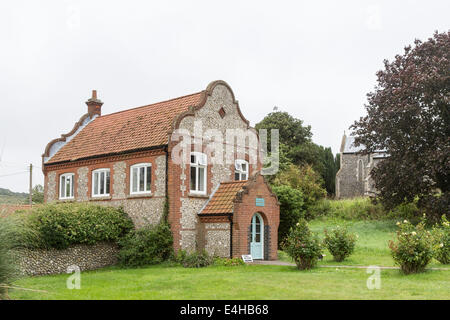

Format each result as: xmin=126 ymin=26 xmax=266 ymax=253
xmin=256 ymin=111 xmax=336 ymax=194
xmin=351 ymin=31 xmax=449 ymax=220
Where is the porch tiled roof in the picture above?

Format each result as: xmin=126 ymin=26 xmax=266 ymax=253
xmin=200 ymin=180 xmax=248 ymax=214
xmin=46 ymin=92 xmax=204 ymax=164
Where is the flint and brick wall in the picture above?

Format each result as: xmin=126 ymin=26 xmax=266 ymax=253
xmin=232 ymin=174 xmax=279 ymax=260
xmin=19 ymin=242 xmax=119 ymax=276
xmin=44 ymin=150 xmax=167 ymax=228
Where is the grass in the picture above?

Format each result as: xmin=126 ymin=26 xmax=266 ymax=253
xmin=9 ymin=264 xmax=450 ymax=300
xmin=280 ymin=218 xmax=445 ymax=268
xmin=8 ymin=215 xmax=450 ymax=300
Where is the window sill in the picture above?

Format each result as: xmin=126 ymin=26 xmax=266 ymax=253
xmin=58 ymin=198 xmax=75 ymax=202
xmin=89 ymin=196 xmax=112 ymax=201
xmin=127 ymin=193 xmax=153 ymax=199
xmin=188 ymin=193 xmax=209 ymax=199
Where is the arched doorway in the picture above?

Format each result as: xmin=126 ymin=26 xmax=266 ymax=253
xmin=250 ymin=213 xmax=264 ymax=259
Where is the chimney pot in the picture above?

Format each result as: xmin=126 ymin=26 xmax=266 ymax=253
xmin=86 ymin=89 xmax=103 ymax=117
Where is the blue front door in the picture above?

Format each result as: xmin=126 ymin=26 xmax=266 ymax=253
xmin=250 ymin=213 xmax=264 ymax=259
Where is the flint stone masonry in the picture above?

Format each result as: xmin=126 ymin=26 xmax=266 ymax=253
xmin=98 ymin=197 xmax=166 ymax=228
xmin=19 ymin=242 xmax=119 ymax=276
xmin=47 ymin=171 xmax=57 ymax=202
xmin=204 ymin=223 xmax=230 ymax=258
xmin=77 ymin=166 xmax=89 ymax=201
xmin=112 ymin=161 xmax=127 ymax=199
xmin=176 ymin=84 xmax=253 ymax=253
xmin=336 ymin=153 xmax=368 ymax=198
xmin=155 ymin=155 xmax=166 ymax=196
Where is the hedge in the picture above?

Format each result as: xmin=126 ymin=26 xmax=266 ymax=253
xmin=22 ymin=203 xmax=134 ymax=249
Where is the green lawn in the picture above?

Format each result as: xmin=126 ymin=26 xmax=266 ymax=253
xmin=280 ymin=218 xmax=445 ymax=268
xmin=10 ymin=264 xmax=449 ymax=300
xmin=9 ymin=218 xmax=450 ymax=300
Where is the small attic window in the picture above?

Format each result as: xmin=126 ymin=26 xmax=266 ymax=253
xmin=218 ymin=107 xmax=226 ymax=118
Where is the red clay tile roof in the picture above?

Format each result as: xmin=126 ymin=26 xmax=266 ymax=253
xmin=200 ymin=180 xmax=248 ymax=214
xmin=46 ymin=92 xmax=204 ymax=164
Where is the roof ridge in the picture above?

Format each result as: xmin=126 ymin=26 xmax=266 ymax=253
xmin=98 ymin=90 xmax=204 ymax=118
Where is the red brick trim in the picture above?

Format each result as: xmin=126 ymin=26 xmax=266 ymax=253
xmin=43 ymin=148 xmax=165 ymax=173
xmin=170 ymin=80 xmax=251 ymax=135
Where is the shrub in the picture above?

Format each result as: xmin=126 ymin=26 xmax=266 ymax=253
xmin=282 ymin=219 xmax=322 ymax=270
xmin=178 ymin=250 xmax=213 ymax=268
xmin=0 ymin=216 xmax=32 ymax=299
xmin=118 ymin=223 xmax=173 ymax=267
xmin=273 ymin=164 xmax=326 ymax=209
xmin=323 ymin=226 xmax=357 ymax=262
xmin=214 ymin=257 xmax=245 ymax=267
xmin=388 ymin=201 xmax=420 ymax=221
xmin=308 ymin=198 xmax=386 ymax=220
xmin=272 ymin=185 xmax=305 ymax=245
xmin=26 ymin=203 xmax=133 ymax=249
xmin=431 ymin=215 xmax=449 ymax=264
xmin=388 ymin=217 xmax=433 ymax=274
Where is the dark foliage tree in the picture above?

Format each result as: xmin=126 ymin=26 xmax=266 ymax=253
xmin=255 ymin=111 xmax=312 ymax=151
xmin=351 ymin=31 xmax=450 ymax=221
xmin=256 ymin=111 xmax=337 ymax=195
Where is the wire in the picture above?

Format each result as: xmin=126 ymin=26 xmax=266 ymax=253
xmin=0 ymin=171 xmax=29 ymax=178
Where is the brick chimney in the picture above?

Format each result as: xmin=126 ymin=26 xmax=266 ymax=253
xmin=86 ymin=90 xmax=103 ymax=117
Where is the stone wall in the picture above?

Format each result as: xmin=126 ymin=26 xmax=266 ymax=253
xmin=173 ymin=83 xmax=253 ymax=253
xmin=43 ymin=150 xmax=167 ymax=229
xmin=19 ymin=242 xmax=119 ymax=276
xmin=336 ymin=152 xmax=384 ymax=199
xmin=203 ymin=223 xmax=230 ymax=257
xmin=336 ymin=153 xmax=368 ymax=198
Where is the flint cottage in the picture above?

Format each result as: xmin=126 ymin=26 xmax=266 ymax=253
xmin=42 ymin=80 xmax=280 ymax=260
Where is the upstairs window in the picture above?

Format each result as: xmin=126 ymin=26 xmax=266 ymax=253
xmin=59 ymin=173 xmax=74 ymax=199
xmin=92 ymin=168 xmax=110 ymax=197
xmin=190 ymin=152 xmax=207 ymax=194
xmin=130 ymin=163 xmax=152 ymax=194
xmin=234 ymin=159 xmax=248 ymax=181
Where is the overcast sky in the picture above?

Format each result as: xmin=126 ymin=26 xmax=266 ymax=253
xmin=0 ymin=0 xmax=448 ymax=192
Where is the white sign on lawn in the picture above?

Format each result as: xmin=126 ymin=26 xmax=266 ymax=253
xmin=241 ymin=254 xmax=253 ymax=263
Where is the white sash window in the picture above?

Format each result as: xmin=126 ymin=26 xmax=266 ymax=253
xmin=59 ymin=173 xmax=74 ymax=199
xmin=92 ymin=168 xmax=110 ymax=197
xmin=130 ymin=163 xmax=152 ymax=194
xmin=234 ymin=159 xmax=248 ymax=181
xmin=190 ymin=152 xmax=207 ymax=194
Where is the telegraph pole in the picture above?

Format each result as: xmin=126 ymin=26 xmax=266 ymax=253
xmin=29 ymin=163 xmax=32 ymax=207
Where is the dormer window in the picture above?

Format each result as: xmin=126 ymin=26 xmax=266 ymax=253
xmin=235 ymin=159 xmax=248 ymax=181
xmin=190 ymin=152 xmax=207 ymax=195
xmin=130 ymin=163 xmax=152 ymax=194
xmin=59 ymin=173 xmax=74 ymax=199
xmin=92 ymin=168 xmax=110 ymax=197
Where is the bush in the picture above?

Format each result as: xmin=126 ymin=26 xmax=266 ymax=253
xmin=389 ymin=217 xmax=433 ymax=274
xmin=214 ymin=257 xmax=245 ymax=267
xmin=308 ymin=198 xmax=386 ymax=220
xmin=118 ymin=223 xmax=173 ymax=267
xmin=26 ymin=203 xmax=133 ymax=249
xmin=282 ymin=219 xmax=322 ymax=270
xmin=177 ymin=250 xmax=213 ymax=268
xmin=273 ymin=164 xmax=326 ymax=209
xmin=0 ymin=216 xmax=32 ymax=299
xmin=272 ymin=185 xmax=305 ymax=245
xmin=431 ymin=215 xmax=449 ymax=264
xmin=388 ymin=201 xmax=420 ymax=221
xmin=323 ymin=226 xmax=357 ymax=262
